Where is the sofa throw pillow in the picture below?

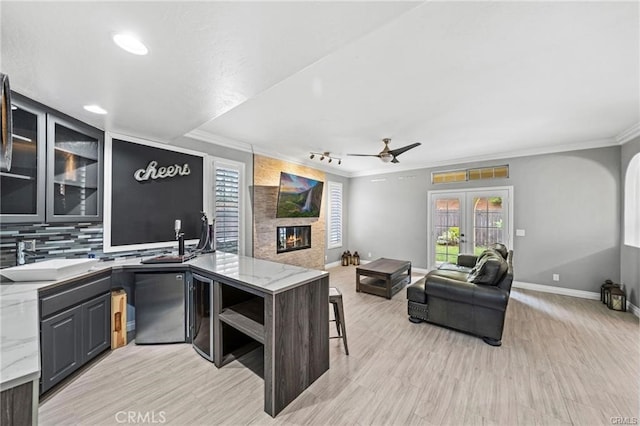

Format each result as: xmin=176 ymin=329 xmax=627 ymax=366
xmin=467 ymin=252 xmax=507 ymax=285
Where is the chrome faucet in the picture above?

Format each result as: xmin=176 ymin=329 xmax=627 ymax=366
xmin=16 ymin=239 xmax=37 ymax=265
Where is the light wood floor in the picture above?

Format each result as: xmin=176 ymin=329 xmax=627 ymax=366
xmin=39 ymin=265 xmax=639 ymax=425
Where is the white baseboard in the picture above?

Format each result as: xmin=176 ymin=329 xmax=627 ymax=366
xmin=513 ymin=281 xmax=640 ymax=318
xmin=324 ymin=260 xmax=342 ymax=269
xmin=512 ymin=281 xmax=600 ymax=300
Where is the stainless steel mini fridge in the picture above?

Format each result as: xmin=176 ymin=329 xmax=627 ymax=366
xmin=135 ymin=273 xmax=186 ymax=344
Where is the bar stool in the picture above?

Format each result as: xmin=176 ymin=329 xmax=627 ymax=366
xmin=329 ymin=287 xmax=349 ymax=355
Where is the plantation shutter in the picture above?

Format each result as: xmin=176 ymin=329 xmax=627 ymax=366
xmin=327 ymin=181 xmax=343 ymax=249
xmin=215 ymin=164 xmax=240 ymax=254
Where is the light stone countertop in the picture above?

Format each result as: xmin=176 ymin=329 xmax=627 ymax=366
xmin=0 ymin=252 xmax=328 ymax=392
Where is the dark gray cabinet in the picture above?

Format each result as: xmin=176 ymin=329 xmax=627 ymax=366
xmin=0 ymin=93 xmax=46 ymax=223
xmin=0 ymin=92 xmax=104 ymax=223
xmin=39 ymin=274 xmax=111 ymax=394
xmin=81 ymin=293 xmax=110 ymax=361
xmin=41 ymin=305 xmax=83 ymax=393
xmin=46 ymin=114 xmax=103 ymax=222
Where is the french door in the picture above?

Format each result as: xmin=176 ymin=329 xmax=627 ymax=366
xmin=428 ymin=186 xmax=513 ymax=268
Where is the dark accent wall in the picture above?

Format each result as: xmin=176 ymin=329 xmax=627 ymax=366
xmin=110 ymin=138 xmax=203 ymax=247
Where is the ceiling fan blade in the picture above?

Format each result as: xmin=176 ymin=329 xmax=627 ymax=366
xmin=347 ymin=153 xmax=381 ymax=157
xmin=391 ymin=157 xmax=400 ymax=164
xmin=388 ymin=142 xmax=421 ymax=157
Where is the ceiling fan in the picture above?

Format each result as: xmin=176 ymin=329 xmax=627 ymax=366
xmin=347 ymin=138 xmax=421 ymax=163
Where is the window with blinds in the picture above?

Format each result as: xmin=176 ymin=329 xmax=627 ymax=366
xmin=327 ymin=181 xmax=343 ymax=249
xmin=214 ymin=164 xmax=241 ymax=254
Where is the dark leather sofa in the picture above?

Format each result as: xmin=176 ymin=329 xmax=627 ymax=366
xmin=406 ymin=243 xmax=514 ymax=346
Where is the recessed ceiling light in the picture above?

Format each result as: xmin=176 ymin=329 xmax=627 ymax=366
xmin=113 ymin=33 xmax=148 ymax=55
xmin=84 ymin=105 xmax=108 ymax=115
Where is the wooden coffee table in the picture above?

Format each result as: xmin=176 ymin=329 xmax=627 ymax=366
xmin=356 ymin=258 xmax=411 ymax=299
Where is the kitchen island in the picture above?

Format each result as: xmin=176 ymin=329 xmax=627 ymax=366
xmin=0 ymin=252 xmax=329 ymax=420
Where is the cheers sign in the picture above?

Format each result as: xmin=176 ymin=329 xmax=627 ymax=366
xmin=134 ymin=160 xmax=191 ymax=182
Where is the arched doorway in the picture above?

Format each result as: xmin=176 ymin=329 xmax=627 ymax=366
xmin=625 ymin=153 xmax=640 ymax=247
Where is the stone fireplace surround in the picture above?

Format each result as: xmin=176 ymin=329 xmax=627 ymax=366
xmin=253 ymin=155 xmax=325 ymax=270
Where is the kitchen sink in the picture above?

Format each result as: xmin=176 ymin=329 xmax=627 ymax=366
xmin=0 ymin=258 xmax=99 ymax=282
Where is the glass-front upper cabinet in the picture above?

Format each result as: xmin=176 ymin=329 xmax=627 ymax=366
xmin=46 ymin=115 xmax=103 ymax=222
xmin=0 ymin=94 xmax=46 ymax=223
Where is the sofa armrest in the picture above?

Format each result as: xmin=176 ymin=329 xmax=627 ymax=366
xmin=457 ymin=254 xmax=478 ymax=268
xmin=472 ymin=284 xmax=509 ymax=311
xmin=426 ymin=274 xmax=510 ymax=311
xmin=425 ymin=274 xmax=477 ymax=304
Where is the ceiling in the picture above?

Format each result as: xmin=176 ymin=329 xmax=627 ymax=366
xmin=2 ymin=1 xmax=638 ymax=177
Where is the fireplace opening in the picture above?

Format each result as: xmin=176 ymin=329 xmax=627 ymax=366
xmin=277 ymin=226 xmax=311 ymax=254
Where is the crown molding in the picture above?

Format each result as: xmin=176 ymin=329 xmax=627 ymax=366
xmin=616 ymin=122 xmax=640 ymax=145
xmin=251 ymin=146 xmax=352 ymax=178
xmin=184 ymin=129 xmax=352 ymax=176
xmin=183 ymin=129 xmax=622 ymax=179
xmin=184 ymin=129 xmax=254 ymax=153
xmin=349 ymin=137 xmax=619 ymax=177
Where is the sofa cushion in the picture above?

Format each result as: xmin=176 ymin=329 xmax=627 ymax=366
xmin=438 ymin=263 xmax=473 ymax=273
xmin=467 ymin=252 xmax=507 ymax=285
xmin=430 ymin=269 xmax=470 ymax=282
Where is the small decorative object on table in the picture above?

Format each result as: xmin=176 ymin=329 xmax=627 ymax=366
xmin=607 ymin=285 xmax=627 ymax=312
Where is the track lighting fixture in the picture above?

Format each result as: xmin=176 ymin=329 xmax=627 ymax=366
xmin=308 ymin=151 xmax=342 ymax=166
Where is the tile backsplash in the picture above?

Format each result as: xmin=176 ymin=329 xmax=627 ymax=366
xmin=0 ymin=222 xmax=184 ymax=269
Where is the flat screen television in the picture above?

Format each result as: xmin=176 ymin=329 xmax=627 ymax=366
xmin=276 ymin=172 xmax=324 ymax=218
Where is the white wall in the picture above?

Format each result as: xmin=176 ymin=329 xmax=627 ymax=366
xmin=348 ymin=146 xmax=621 ymax=294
